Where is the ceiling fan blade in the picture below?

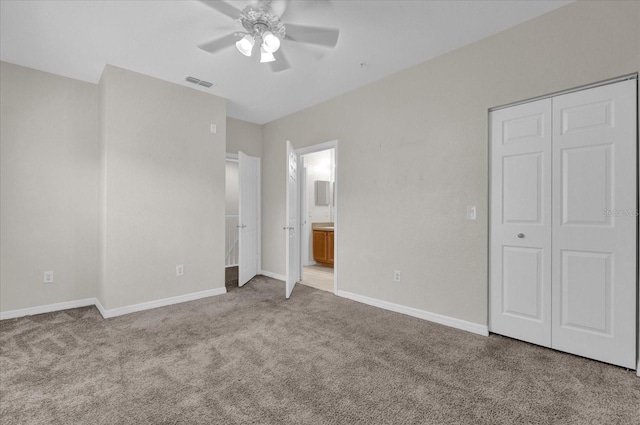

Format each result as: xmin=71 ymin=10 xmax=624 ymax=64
xmin=197 ymin=33 xmax=240 ymax=54
xmin=269 ymin=0 xmax=288 ymax=17
xmin=280 ymin=0 xmax=332 ymax=22
xmin=281 ymin=38 xmax=324 ymax=61
xmin=198 ymin=1 xmax=242 ymax=20
xmin=284 ymin=24 xmax=339 ymax=48
xmin=270 ymin=50 xmax=291 ymax=73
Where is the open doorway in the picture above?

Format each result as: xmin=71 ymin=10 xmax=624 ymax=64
xmin=224 ymin=156 xmax=240 ymax=291
xmin=299 ymin=148 xmax=335 ymax=293
xmin=225 ymin=152 xmax=261 ymax=291
xmin=285 ymin=140 xmax=338 ymax=298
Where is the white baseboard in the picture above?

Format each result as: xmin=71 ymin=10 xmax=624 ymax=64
xmin=0 ymin=298 xmax=97 ymax=320
xmin=336 ymin=290 xmax=489 ymax=337
xmin=1 ymin=288 xmax=227 ymax=321
xmin=260 ymin=270 xmax=286 ymax=281
xmin=95 ymin=287 xmax=227 ymax=318
xmin=94 ymin=298 xmax=108 ymax=318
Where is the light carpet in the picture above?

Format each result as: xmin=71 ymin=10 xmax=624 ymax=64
xmin=1 ymin=276 xmax=638 ymax=424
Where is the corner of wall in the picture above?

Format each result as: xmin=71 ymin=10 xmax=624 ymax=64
xmin=97 ymin=65 xmax=109 ymax=309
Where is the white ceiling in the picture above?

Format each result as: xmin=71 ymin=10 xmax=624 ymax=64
xmin=0 ymin=0 xmax=571 ymax=124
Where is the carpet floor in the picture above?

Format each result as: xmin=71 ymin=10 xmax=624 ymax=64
xmin=1 ymin=276 xmax=638 ymax=424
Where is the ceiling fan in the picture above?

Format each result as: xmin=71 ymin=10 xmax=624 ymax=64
xmin=197 ymin=0 xmax=340 ymax=72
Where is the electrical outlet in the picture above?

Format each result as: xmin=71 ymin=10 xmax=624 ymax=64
xmin=176 ymin=265 xmax=184 ymax=277
xmin=393 ymin=270 xmax=401 ymax=283
xmin=44 ymin=271 xmax=54 ymax=284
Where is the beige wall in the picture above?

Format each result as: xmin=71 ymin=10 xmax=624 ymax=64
xmin=98 ymin=65 xmax=227 ymax=310
xmin=261 ymin=1 xmax=640 ymax=325
xmin=227 ymin=117 xmax=262 ymax=157
xmin=0 ymin=62 xmax=99 ymax=311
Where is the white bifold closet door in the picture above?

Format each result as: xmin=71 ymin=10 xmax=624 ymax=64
xmin=490 ymin=79 xmax=637 ymax=369
xmin=490 ymin=97 xmax=553 ymax=348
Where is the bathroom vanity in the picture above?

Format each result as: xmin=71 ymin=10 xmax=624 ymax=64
xmin=312 ymin=222 xmax=334 ymax=267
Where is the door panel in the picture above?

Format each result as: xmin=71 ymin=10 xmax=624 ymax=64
xmin=502 ymin=153 xmax=543 ymax=224
xmin=490 ymin=98 xmax=552 ymax=347
xmin=561 ymin=145 xmax=613 ymax=226
xmin=238 ymin=152 xmax=260 ymax=287
xmin=551 ymin=80 xmax=637 ymax=368
xmin=502 ymin=247 xmax=543 ymax=321
xmin=560 ymin=100 xmax=613 ymax=134
xmin=285 ymin=141 xmax=300 ymax=298
xmin=560 ymin=250 xmax=612 ymax=335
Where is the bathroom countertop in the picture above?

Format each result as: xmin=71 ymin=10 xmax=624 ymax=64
xmin=312 ymin=222 xmax=334 ymax=232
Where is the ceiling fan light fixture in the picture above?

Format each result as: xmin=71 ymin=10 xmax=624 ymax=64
xmin=261 ymin=31 xmax=281 ymax=53
xmin=236 ymin=34 xmax=255 ymax=56
xmin=260 ymin=47 xmax=276 ymax=63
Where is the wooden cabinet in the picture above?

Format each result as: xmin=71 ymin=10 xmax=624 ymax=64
xmin=313 ymin=230 xmax=328 ymax=263
xmin=327 ymin=231 xmax=334 ymax=265
xmin=313 ymin=230 xmax=334 ymax=267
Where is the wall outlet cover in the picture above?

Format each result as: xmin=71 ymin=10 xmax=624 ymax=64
xmin=44 ymin=271 xmax=54 ymax=284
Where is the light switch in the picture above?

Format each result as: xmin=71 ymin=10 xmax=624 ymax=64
xmin=466 ymin=206 xmax=477 ymax=220
xmin=210 ymin=124 xmax=217 ymax=134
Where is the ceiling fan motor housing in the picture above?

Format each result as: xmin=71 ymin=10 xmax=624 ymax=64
xmin=239 ymin=5 xmax=286 ymax=40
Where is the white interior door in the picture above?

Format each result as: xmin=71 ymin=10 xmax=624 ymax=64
xmin=550 ymin=80 xmax=637 ymax=368
xmin=285 ymin=141 xmax=300 ymax=298
xmin=238 ymin=151 xmax=260 ymax=287
xmin=490 ymin=98 xmax=553 ymax=347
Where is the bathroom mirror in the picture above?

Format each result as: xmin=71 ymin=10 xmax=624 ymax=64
xmin=315 ymin=180 xmax=330 ymax=206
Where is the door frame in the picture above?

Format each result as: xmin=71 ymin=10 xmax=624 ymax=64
xmin=487 ymin=73 xmax=639 ymax=375
xmin=300 ymin=161 xmax=315 ymax=267
xmin=226 ymin=152 xmax=261 ymax=282
xmin=292 ymin=140 xmax=339 ymax=295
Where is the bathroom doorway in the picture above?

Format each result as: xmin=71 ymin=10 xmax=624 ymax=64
xmin=298 ymin=146 xmax=335 ymax=293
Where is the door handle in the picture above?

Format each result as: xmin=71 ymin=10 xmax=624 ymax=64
xmin=283 ymin=227 xmax=294 ymax=230
xmin=517 ymin=233 xmax=525 ymax=238
xmin=237 ymin=224 xmax=247 ymax=229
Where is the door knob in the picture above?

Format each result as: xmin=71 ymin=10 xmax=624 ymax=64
xmin=517 ymin=233 xmax=525 ymax=238
xmin=237 ymin=224 xmax=247 ymax=228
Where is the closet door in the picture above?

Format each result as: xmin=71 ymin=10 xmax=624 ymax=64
xmin=490 ymin=99 xmax=553 ymax=347
xmin=551 ymin=80 xmax=637 ymax=368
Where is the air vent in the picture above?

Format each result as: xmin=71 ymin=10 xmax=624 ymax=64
xmin=185 ymin=76 xmax=214 ymax=88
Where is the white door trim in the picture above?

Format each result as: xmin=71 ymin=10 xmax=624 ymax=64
xmin=295 ymin=140 xmax=339 ymax=295
xmin=489 ymin=73 xmax=638 ymax=112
